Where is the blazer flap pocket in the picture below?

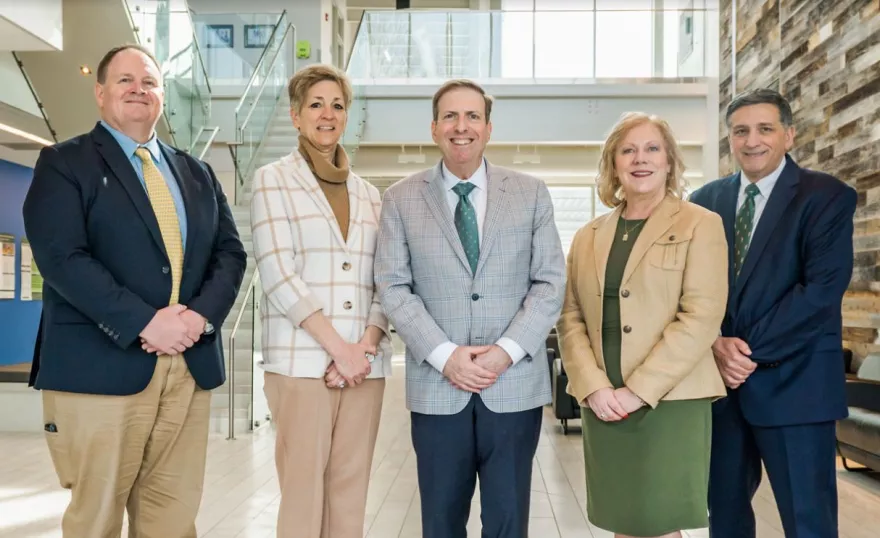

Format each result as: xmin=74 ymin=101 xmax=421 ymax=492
xmin=653 ymin=230 xmax=693 ymax=245
xmin=650 ymin=230 xmax=692 ymax=270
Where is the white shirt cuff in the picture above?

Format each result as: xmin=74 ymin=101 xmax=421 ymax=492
xmin=496 ymin=337 xmax=527 ymax=365
xmin=426 ymin=341 xmax=457 ymax=374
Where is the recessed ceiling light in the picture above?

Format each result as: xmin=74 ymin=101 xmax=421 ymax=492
xmin=80 ymin=65 xmax=92 ymax=75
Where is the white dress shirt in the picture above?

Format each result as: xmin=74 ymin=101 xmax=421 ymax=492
xmin=737 ymin=157 xmax=787 ymax=240
xmin=425 ymin=159 xmax=527 ymax=374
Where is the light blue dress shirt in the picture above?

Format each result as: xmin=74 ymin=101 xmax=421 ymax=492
xmin=100 ymin=120 xmax=188 ymax=249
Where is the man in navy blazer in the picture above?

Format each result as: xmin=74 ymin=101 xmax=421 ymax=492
xmin=22 ymin=44 xmax=245 ymax=537
xmin=689 ymin=89 xmax=856 ymax=538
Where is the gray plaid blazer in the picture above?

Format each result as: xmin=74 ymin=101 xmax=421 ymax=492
xmin=375 ymin=161 xmax=566 ymax=415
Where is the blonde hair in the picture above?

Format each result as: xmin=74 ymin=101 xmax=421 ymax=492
xmin=596 ymin=112 xmax=688 ymax=208
xmin=287 ymin=64 xmax=353 ymax=113
xmin=432 ymin=79 xmax=494 ymax=122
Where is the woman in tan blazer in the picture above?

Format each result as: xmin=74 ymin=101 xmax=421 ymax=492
xmin=558 ymin=112 xmax=728 ymax=538
xmin=250 ymin=64 xmax=391 ymax=538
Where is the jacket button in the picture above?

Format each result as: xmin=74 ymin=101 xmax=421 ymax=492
xmin=623 ymin=325 xmax=632 ymax=334
xmin=343 ymin=301 xmax=352 ymax=310
xmin=621 ymin=289 xmax=630 ymax=298
xmin=471 ymin=293 xmax=480 ymax=301
xmin=669 ymin=235 xmax=676 ymax=241
xmin=342 ymin=262 xmax=351 ymax=271
xmin=162 ymin=266 xmax=170 ymax=274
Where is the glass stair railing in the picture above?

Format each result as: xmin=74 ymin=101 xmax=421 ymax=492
xmin=125 ymin=0 xmax=213 ymax=151
xmin=347 ymin=8 xmax=714 ymax=81
xmin=232 ymin=10 xmax=295 ymax=204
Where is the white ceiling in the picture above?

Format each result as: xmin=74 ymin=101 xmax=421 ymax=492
xmin=0 ymin=17 xmax=60 ymax=52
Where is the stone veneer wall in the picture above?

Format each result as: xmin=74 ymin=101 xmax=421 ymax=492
xmin=718 ymin=0 xmax=880 ymax=361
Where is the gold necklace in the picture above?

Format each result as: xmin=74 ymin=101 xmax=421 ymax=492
xmin=621 ymin=215 xmax=647 ymax=242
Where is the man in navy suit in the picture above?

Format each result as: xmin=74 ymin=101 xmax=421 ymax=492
xmin=22 ymin=44 xmax=246 ymax=537
xmin=689 ymin=89 xmax=856 ymax=538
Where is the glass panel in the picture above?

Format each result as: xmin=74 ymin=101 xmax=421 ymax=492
xmin=233 ymin=15 xmax=294 ymax=204
xmin=594 ymin=10 xmax=653 ymax=78
xmin=192 ymin=13 xmax=284 ymax=86
xmin=498 ymin=11 xmax=533 ymax=78
xmin=534 ymin=11 xmax=593 ymax=78
xmin=251 ymin=273 xmax=269 ymax=430
xmin=124 ymin=0 xmax=212 ymax=150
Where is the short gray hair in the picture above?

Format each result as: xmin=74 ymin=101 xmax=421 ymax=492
xmin=725 ymin=88 xmax=793 ymax=127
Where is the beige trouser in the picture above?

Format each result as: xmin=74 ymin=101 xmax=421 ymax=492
xmin=264 ymin=373 xmax=385 ymax=538
xmin=42 ymin=355 xmax=211 ymax=538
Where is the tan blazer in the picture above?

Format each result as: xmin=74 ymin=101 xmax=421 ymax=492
xmin=558 ymin=195 xmax=727 ymax=408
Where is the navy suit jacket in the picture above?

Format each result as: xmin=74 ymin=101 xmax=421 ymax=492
xmin=689 ymin=155 xmax=857 ymax=427
xmin=22 ymin=122 xmax=247 ymax=395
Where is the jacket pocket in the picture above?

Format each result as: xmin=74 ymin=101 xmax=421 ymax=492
xmin=648 ymin=233 xmax=692 ymax=271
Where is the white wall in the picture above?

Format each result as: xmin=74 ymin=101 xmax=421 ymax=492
xmin=0 ymin=0 xmax=63 ymax=51
xmin=0 ymin=53 xmax=41 ymax=116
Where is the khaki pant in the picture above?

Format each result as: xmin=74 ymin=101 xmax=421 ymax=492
xmin=264 ymin=373 xmax=385 ymax=538
xmin=42 ymin=355 xmax=211 ymax=538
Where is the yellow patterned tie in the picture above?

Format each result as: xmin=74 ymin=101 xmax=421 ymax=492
xmin=135 ymin=147 xmax=183 ymax=306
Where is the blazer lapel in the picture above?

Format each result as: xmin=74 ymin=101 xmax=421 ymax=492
xmin=423 ymin=163 xmax=472 ymax=273
xmin=592 ymin=207 xmax=621 ymax=292
xmin=718 ymin=175 xmax=739 ymax=294
xmin=91 ymin=124 xmax=167 ymax=258
xmin=475 ymin=164 xmax=509 ymax=277
xmin=160 ymin=142 xmax=199 ymax=266
xmin=735 ymin=157 xmax=800 ymax=296
xmin=345 ymin=171 xmax=362 ymax=248
xmin=287 ymin=153 xmax=349 ymax=252
xmin=620 ymin=196 xmax=679 ymax=286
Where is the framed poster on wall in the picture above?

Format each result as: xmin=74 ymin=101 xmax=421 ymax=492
xmin=244 ymin=24 xmax=274 ymax=48
xmin=205 ymin=24 xmax=234 ymax=48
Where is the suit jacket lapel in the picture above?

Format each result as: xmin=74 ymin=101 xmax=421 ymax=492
xmin=735 ymin=157 xmax=799 ymax=296
xmin=621 ymin=196 xmax=679 ymax=286
xmin=160 ymin=142 xmax=199 ymax=266
xmin=91 ymin=124 xmax=167 ymax=258
xmin=345 ymin=172 xmax=362 ymax=248
xmin=475 ymin=164 xmax=508 ymax=276
xmin=287 ymin=153 xmax=349 ymax=252
xmin=718 ymin=175 xmax=739 ymax=294
xmin=423 ymin=163 xmax=472 ymax=273
xmin=592 ymin=207 xmax=620 ymax=291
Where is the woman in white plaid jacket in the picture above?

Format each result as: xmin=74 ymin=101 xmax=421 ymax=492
xmin=250 ymin=64 xmax=392 ymax=538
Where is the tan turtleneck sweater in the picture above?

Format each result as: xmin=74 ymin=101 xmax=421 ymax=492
xmin=297 ymin=134 xmax=351 ymax=241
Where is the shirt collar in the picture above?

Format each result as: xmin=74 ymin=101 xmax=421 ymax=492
xmin=740 ymin=156 xmax=786 ymax=198
xmin=100 ymin=120 xmax=161 ymax=163
xmin=441 ymin=158 xmax=488 ymax=193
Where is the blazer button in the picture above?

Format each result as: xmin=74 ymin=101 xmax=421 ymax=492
xmin=623 ymin=325 xmax=632 ymax=334
xmin=343 ymin=301 xmax=352 ymax=310
xmin=342 ymin=262 xmax=352 ymax=271
xmin=162 ymin=266 xmax=170 ymax=274
xmin=471 ymin=293 xmax=480 ymax=301
xmin=621 ymin=289 xmax=630 ymax=298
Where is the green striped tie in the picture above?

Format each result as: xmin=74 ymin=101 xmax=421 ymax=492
xmin=452 ymin=182 xmax=479 ymax=274
xmin=734 ymin=183 xmax=760 ymax=277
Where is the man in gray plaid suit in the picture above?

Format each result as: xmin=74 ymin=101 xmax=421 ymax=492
xmin=375 ymin=79 xmax=566 ymax=538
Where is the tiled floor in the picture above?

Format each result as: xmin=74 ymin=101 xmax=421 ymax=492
xmin=1 ymin=362 xmax=879 ymax=537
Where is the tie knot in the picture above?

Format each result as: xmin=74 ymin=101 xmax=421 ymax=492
xmin=744 ymin=183 xmax=760 ymax=199
xmin=135 ymin=147 xmax=152 ymax=164
xmin=452 ymin=182 xmax=476 ymax=198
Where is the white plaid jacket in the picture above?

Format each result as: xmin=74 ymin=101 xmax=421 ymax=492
xmin=250 ymin=151 xmax=392 ymax=378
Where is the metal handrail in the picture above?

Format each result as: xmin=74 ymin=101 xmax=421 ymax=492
xmin=239 ymin=23 xmax=293 ymax=133
xmin=227 ymin=269 xmax=258 ymax=441
xmin=197 ymin=127 xmax=220 ymax=160
xmin=234 ymin=10 xmax=288 ymax=118
xmin=12 ymin=52 xmax=58 ymax=143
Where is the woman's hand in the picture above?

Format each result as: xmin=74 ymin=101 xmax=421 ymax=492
xmin=584 ymin=388 xmax=629 ymax=422
xmin=614 ymin=387 xmax=647 ymax=414
xmin=329 ymin=341 xmax=375 ymax=386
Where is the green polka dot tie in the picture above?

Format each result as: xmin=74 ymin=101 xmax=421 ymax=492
xmin=452 ymin=182 xmax=480 ymax=274
xmin=734 ymin=183 xmax=760 ymax=277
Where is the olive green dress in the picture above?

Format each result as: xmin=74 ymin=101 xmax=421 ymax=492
xmin=581 ymin=218 xmax=712 ymax=536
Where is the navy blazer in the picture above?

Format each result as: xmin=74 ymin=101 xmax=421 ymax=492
xmin=689 ymin=155 xmax=857 ymax=427
xmin=22 ymin=123 xmax=247 ymax=395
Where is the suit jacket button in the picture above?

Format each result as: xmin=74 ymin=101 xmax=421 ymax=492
xmin=621 ymin=289 xmax=630 ymax=298
xmin=342 ymin=262 xmax=352 ymax=271
xmin=623 ymin=325 xmax=632 ymax=334
xmin=471 ymin=293 xmax=480 ymax=301
xmin=162 ymin=266 xmax=170 ymax=274
xmin=343 ymin=301 xmax=352 ymax=310
xmin=669 ymin=235 xmax=676 ymax=241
